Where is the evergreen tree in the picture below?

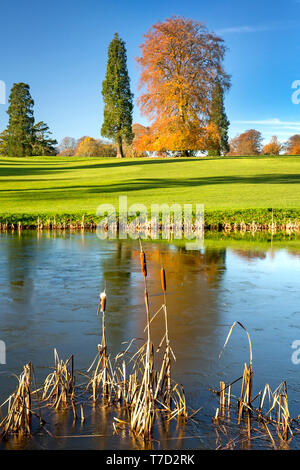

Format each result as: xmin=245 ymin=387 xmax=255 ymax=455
xmin=101 ymin=33 xmax=134 ymax=158
xmin=0 ymin=129 xmax=9 ymax=156
xmin=207 ymin=80 xmax=230 ymax=156
xmin=7 ymin=83 xmax=35 ymax=156
xmin=32 ymin=121 xmax=58 ymax=156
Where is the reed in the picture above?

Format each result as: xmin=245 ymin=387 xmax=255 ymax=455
xmin=160 ymin=267 xmax=172 ymax=407
xmin=127 ymin=241 xmax=155 ymax=439
xmin=213 ymin=322 xmax=295 ymax=447
xmin=88 ymin=288 xmax=114 ymax=403
xmin=0 ymin=241 xmax=189 ymax=444
xmin=0 ymin=363 xmax=34 ymax=438
xmin=257 ymin=381 xmax=292 ymax=442
xmin=42 ymin=349 xmax=74 ymax=410
xmin=122 ymin=244 xmax=187 ymax=439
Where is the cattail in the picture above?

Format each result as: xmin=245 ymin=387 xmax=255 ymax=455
xmin=100 ymin=291 xmax=106 ymax=313
xmin=144 ymin=288 xmax=149 ymax=307
xmin=140 ymin=251 xmax=147 ymax=278
xmin=161 ymin=267 xmax=166 ymax=292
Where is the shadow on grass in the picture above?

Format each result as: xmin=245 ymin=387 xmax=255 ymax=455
xmin=0 ymin=158 xmax=198 ymax=177
xmin=1 ymin=155 xmax=297 ymax=177
xmin=1 ymin=174 xmax=300 ymax=201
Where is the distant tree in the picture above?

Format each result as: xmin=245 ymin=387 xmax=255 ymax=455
xmin=100 ymin=141 xmax=117 ymax=157
xmin=207 ymin=80 xmax=230 ymax=156
xmin=7 ymin=83 xmax=34 ymax=156
xmin=229 ymin=129 xmax=263 ymax=155
xmin=75 ymin=137 xmax=98 ymax=157
xmin=58 ymin=137 xmax=77 ymax=155
xmin=75 ymin=137 xmax=116 ymax=157
xmin=101 ymin=33 xmax=134 ymax=158
xmin=73 ymin=136 xmax=89 ymax=155
xmin=263 ymin=136 xmax=282 ymax=155
xmin=31 ymin=121 xmax=57 ymax=156
xmin=285 ymin=134 xmax=300 ymax=155
xmin=124 ymin=123 xmax=149 ymax=157
xmin=136 ymin=16 xmax=230 ymax=155
xmin=0 ymin=129 xmax=9 ymax=156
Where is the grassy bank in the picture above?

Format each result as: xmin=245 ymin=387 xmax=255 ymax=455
xmin=0 ymin=208 xmax=300 ymax=230
xmin=1 ymin=155 xmax=300 ymax=226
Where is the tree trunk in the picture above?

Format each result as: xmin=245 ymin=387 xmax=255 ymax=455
xmin=116 ymin=140 xmax=124 ymax=158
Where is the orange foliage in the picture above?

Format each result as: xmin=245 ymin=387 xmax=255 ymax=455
xmin=135 ymin=16 xmax=229 ymax=153
xmin=75 ymin=137 xmax=116 ymax=157
xmin=263 ymin=136 xmax=282 ymax=155
xmin=134 ymin=119 xmax=220 ymax=154
xmin=229 ymin=129 xmax=263 ymax=156
xmin=75 ymin=137 xmax=97 ymax=156
xmin=285 ymin=135 xmax=300 ymax=155
xmin=290 ymin=143 xmax=300 ymax=155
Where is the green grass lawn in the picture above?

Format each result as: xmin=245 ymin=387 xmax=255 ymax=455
xmin=0 ymin=155 xmax=300 ymax=217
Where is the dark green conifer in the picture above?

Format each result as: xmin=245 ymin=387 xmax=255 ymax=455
xmin=208 ymin=80 xmax=230 ymax=156
xmin=101 ymin=33 xmax=134 ymax=158
xmin=7 ymin=83 xmax=35 ymax=157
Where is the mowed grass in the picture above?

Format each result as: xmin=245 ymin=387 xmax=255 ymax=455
xmin=0 ymin=155 xmax=300 ymax=215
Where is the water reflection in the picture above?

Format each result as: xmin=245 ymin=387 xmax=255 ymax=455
xmin=0 ymin=231 xmax=300 ymax=449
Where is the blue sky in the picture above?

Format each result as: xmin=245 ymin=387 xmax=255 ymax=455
xmin=0 ymin=0 xmax=300 ymax=145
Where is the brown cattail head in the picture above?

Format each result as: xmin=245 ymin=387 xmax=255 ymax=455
xmin=161 ymin=268 xmax=166 ymax=292
xmin=140 ymin=251 xmax=147 ymax=278
xmin=100 ymin=291 xmax=106 ymax=313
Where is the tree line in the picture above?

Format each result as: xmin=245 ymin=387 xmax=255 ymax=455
xmin=228 ymin=129 xmax=300 ymax=156
xmin=57 ymin=123 xmax=149 ymax=157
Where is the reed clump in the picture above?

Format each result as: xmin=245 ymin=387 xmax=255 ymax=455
xmin=121 ymin=242 xmax=187 ymax=439
xmin=87 ymin=288 xmax=114 ymax=402
xmin=42 ymin=349 xmax=74 ymax=410
xmin=85 ymin=242 xmax=188 ymax=440
xmin=0 ymin=362 xmax=42 ymax=438
xmin=0 ymin=241 xmax=190 ymax=444
xmin=212 ymin=322 xmax=296 ymax=448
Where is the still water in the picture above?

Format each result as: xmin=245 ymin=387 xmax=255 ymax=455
xmin=0 ymin=231 xmax=300 ymax=449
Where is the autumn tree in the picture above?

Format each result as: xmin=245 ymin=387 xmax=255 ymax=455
xmin=73 ymin=136 xmax=89 ymax=155
xmin=229 ymin=129 xmax=263 ymax=155
xmin=263 ymin=135 xmax=282 ymax=155
xmin=123 ymin=123 xmax=149 ymax=157
xmin=285 ymin=134 xmax=300 ymax=155
xmin=7 ymin=83 xmax=35 ymax=156
xmin=207 ymin=79 xmax=230 ymax=156
xmin=75 ymin=137 xmax=116 ymax=157
xmin=101 ymin=33 xmax=134 ymax=158
xmin=75 ymin=137 xmax=97 ymax=157
xmin=136 ymin=16 xmax=230 ymax=155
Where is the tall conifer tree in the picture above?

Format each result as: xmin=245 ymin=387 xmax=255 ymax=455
xmin=7 ymin=83 xmax=35 ymax=157
xmin=101 ymin=33 xmax=134 ymax=158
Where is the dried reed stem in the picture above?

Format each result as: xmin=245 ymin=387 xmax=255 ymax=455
xmin=1 ymin=363 xmax=34 ymax=438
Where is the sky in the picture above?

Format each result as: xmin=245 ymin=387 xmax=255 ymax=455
xmin=0 ymin=0 xmax=300 ymax=145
